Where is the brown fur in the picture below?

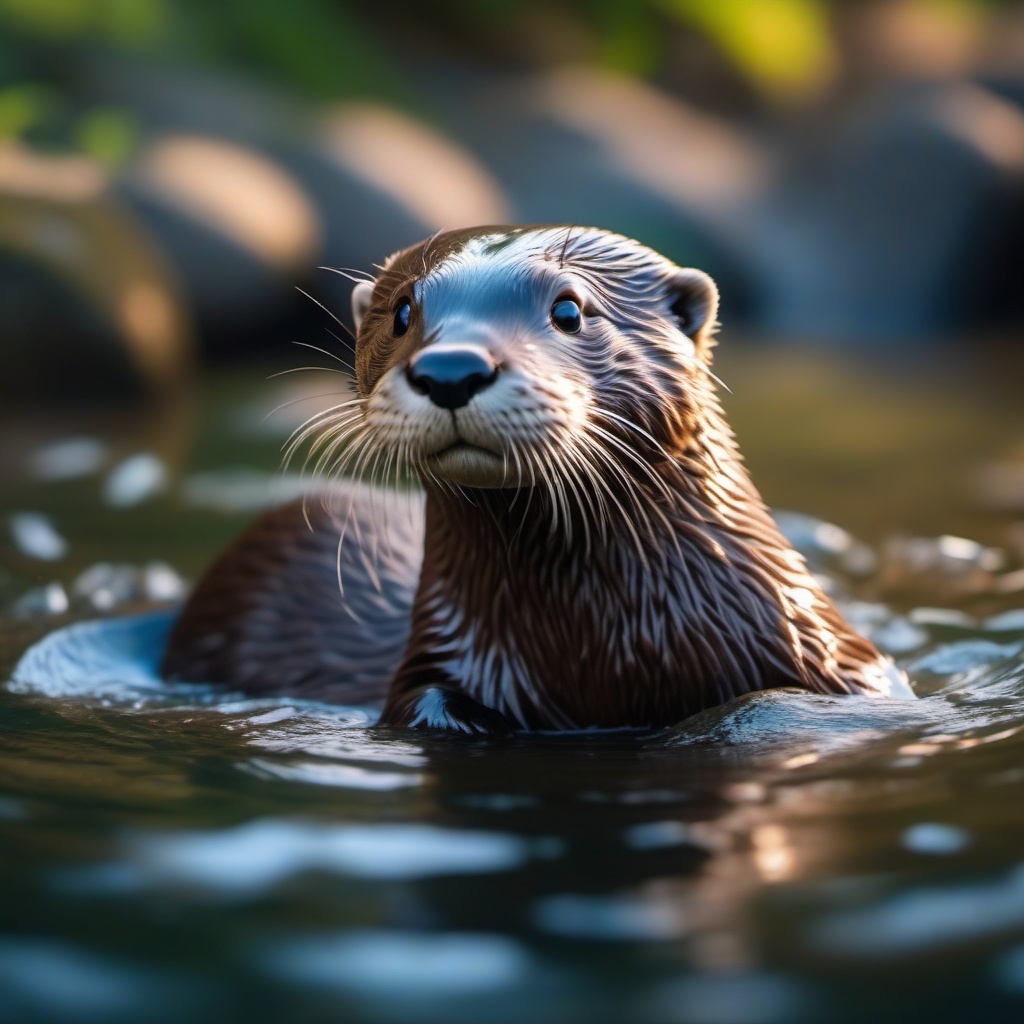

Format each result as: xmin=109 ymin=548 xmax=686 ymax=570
xmin=163 ymin=225 xmax=908 ymax=733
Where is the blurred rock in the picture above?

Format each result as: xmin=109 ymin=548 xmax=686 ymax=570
xmin=994 ymin=569 xmax=1024 ymax=596
xmin=78 ymin=56 xmax=513 ymax=349
xmin=758 ymin=81 xmax=1024 ymax=340
xmin=274 ymin=102 xmax=512 ymax=338
xmin=0 ymin=144 xmax=194 ymax=403
xmin=72 ymin=561 xmax=186 ymax=611
xmin=102 ymin=452 xmax=168 ymax=507
xmin=906 ymin=607 xmax=976 ymax=630
xmin=773 ymin=509 xmax=877 ymax=577
xmin=432 ymin=67 xmax=769 ymax=323
xmin=116 ymin=133 xmax=322 ymax=357
xmin=22 ymin=52 xmax=1024 ymax=361
xmin=985 ymin=609 xmax=1024 ymax=632
xmin=8 ymin=512 xmax=68 ymax=562
xmin=878 ymin=533 xmax=1006 ymax=599
xmin=180 ymin=469 xmax=307 ymax=514
xmin=11 ymin=582 xmax=69 ymax=619
xmin=28 ymin=437 xmax=110 ymax=483
xmin=974 ymin=459 xmax=1024 ymax=512
xmin=866 ymin=616 xmax=929 ymax=655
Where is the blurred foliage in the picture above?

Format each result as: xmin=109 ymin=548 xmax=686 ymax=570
xmin=0 ymin=0 xmax=1014 ymax=159
xmin=662 ymin=0 xmax=837 ymax=99
xmin=0 ymin=0 xmax=165 ymax=44
xmin=0 ymin=82 xmax=54 ymax=139
xmin=74 ymin=106 xmax=137 ymax=163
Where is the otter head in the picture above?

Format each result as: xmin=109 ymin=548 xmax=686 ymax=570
xmin=345 ymin=225 xmax=718 ymax=491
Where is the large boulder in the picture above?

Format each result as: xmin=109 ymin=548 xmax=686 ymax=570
xmin=424 ymin=66 xmax=772 ymax=325
xmin=0 ymin=144 xmax=193 ymax=404
xmin=755 ymin=81 xmax=1024 ymax=341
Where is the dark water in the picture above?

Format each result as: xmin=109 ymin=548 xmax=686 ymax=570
xmin=2 ymin=345 xmax=1024 ymax=1023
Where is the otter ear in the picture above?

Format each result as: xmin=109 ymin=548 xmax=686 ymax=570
xmin=351 ymin=280 xmax=374 ymax=333
xmin=665 ymin=268 xmax=719 ymax=358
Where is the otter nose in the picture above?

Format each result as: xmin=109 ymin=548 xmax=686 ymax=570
xmin=406 ymin=345 xmax=498 ymax=410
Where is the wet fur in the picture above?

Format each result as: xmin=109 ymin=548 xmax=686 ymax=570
xmin=162 ymin=225 xmax=910 ymax=731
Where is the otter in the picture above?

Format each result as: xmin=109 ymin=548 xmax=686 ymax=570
xmin=161 ymin=225 xmax=913 ymax=735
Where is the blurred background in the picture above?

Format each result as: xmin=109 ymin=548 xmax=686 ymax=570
xmin=2 ymin=0 xmax=1024 ymax=595
xmin=4 ymin=0 xmax=1024 ymax=376
xmin=5 ymin=8 xmax=1024 ymax=1024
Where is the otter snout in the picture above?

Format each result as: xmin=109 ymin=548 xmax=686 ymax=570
xmin=406 ymin=345 xmax=499 ymax=411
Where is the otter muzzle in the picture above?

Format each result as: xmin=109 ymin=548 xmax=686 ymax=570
xmin=406 ymin=345 xmax=499 ymax=410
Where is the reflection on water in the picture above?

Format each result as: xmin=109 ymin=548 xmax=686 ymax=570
xmin=2 ymin=350 xmax=1024 ymax=1023
xmin=3 ymin=613 xmax=1024 ymax=1022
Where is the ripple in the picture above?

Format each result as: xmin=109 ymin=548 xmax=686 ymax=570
xmin=0 ymin=939 xmax=199 ymax=1021
xmin=8 ymin=511 xmax=68 ymax=561
xmin=812 ymin=864 xmax=1024 ymax=956
xmin=533 ymin=893 xmax=686 ymax=940
xmin=993 ymin=943 xmax=1024 ymax=994
xmin=662 ymin=688 xmax=935 ymax=755
xmin=246 ymin=758 xmax=423 ymax=790
xmin=910 ymin=640 xmax=1023 ymax=676
xmin=642 ymin=972 xmax=807 ymax=1024
xmin=265 ymin=930 xmax=531 ymax=995
xmin=59 ymin=820 xmax=534 ymax=897
xmin=901 ymin=823 xmax=972 ymax=855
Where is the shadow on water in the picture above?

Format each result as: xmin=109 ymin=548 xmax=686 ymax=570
xmin=2 ymin=345 xmax=1024 ymax=1023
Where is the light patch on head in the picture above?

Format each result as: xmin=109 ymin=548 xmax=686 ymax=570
xmin=356 ymin=225 xmax=717 ymax=492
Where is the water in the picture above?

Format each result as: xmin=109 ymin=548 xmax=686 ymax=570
xmin=2 ymin=344 xmax=1024 ymax=1023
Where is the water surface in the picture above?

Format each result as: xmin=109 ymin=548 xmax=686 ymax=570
xmin=2 ymin=343 xmax=1024 ymax=1023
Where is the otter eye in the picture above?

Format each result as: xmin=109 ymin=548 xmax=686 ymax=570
xmin=550 ymin=297 xmax=582 ymax=334
xmin=393 ymin=298 xmax=412 ymax=337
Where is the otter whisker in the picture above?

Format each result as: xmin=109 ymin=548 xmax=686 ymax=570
xmin=561 ymin=437 xmax=610 ymax=547
xmin=598 ymin=409 xmax=675 ymax=462
xmin=281 ymin=397 xmax=364 ymax=458
xmin=268 ymin=364 xmax=348 ymax=379
xmin=588 ymin=433 xmax=683 ymax=568
xmin=320 ymin=425 xmax=372 ymax=485
xmin=291 ymin=340 xmax=354 ymax=367
xmin=315 ymin=427 xmax=372 ymax=546
xmin=535 ymin=438 xmax=567 ymax=544
xmin=264 ymin=392 xmax=360 ymax=436
xmin=282 ymin=398 xmax=362 ymax=446
xmin=586 ymin=423 xmax=677 ymax=511
xmin=551 ymin=439 xmax=600 ymax=557
xmin=366 ymin=437 xmax=408 ymax=576
xmin=349 ymin=428 xmax=386 ymax=485
xmin=295 ymin=287 xmax=357 ymax=347
xmin=505 ymin=440 xmax=528 ymax=513
xmin=294 ymin=405 xmax=363 ymax=457
xmin=548 ymin=438 xmax=589 ymax=557
xmin=318 ymin=265 xmax=376 ymax=284
xmin=574 ymin=433 xmax=662 ymax=573
xmin=291 ymin=425 xmax=364 ymax=522
xmin=502 ymin=440 xmax=534 ymax=548
xmin=298 ymin=414 xmax=367 ymax=483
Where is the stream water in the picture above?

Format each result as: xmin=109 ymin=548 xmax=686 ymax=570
xmin=2 ymin=343 xmax=1023 ymax=1023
